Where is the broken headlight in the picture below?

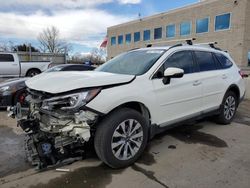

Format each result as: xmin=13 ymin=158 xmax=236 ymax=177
xmin=41 ymin=88 xmax=101 ymax=111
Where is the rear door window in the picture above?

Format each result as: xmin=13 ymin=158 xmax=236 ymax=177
xmin=0 ymin=54 xmax=14 ymax=62
xmin=214 ymin=53 xmax=233 ymax=69
xmin=194 ymin=51 xmax=217 ymax=72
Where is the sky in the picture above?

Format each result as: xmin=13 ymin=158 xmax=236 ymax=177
xmin=0 ymin=0 xmax=199 ymax=55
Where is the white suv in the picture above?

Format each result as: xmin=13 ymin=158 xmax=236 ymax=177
xmin=12 ymin=44 xmax=245 ymax=169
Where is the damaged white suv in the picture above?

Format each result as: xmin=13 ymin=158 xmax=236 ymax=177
xmin=11 ymin=44 xmax=245 ymax=169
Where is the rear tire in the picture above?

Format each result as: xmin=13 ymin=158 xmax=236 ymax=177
xmin=216 ymin=91 xmax=238 ymax=125
xmin=26 ymin=69 xmax=41 ymax=77
xmin=94 ymin=108 xmax=148 ymax=168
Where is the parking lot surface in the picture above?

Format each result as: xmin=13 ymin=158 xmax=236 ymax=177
xmin=0 ymin=100 xmax=250 ymax=188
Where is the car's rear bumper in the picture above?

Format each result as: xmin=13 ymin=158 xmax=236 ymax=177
xmin=0 ymin=95 xmax=12 ymax=107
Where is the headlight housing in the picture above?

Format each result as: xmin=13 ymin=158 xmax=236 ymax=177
xmin=41 ymin=88 xmax=101 ymax=111
xmin=0 ymin=86 xmax=10 ymax=93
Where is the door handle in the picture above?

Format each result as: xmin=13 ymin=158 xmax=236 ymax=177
xmin=12 ymin=64 xmax=18 ymax=66
xmin=222 ymin=74 xmax=228 ymax=79
xmin=193 ymin=80 xmax=201 ymax=86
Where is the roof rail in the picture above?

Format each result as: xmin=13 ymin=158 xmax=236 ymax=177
xmin=146 ymin=38 xmax=196 ymax=47
xmin=193 ymin=42 xmax=222 ymax=51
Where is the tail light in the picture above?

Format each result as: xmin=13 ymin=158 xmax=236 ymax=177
xmin=48 ymin=63 xmax=53 ymax=69
xmin=239 ymin=70 xmax=249 ymax=78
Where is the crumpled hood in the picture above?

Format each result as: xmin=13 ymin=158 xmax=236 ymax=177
xmin=25 ymin=71 xmax=135 ymax=94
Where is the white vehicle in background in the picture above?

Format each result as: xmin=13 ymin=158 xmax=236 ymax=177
xmin=0 ymin=52 xmax=52 ymax=77
xmin=11 ymin=41 xmax=246 ymax=169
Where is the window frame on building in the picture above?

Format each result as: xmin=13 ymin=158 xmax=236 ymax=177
xmin=118 ymin=35 xmax=123 ymax=45
xmin=166 ymin=24 xmax=176 ymax=38
xmin=180 ymin=21 xmax=192 ymax=36
xmin=143 ymin=30 xmax=151 ymax=41
xmin=214 ymin=13 xmax=231 ymax=32
xmin=134 ymin=32 xmax=141 ymax=42
xmin=125 ymin=33 xmax=131 ymax=44
xmin=111 ymin=36 xmax=116 ymax=46
xmin=154 ymin=27 xmax=162 ymax=40
xmin=196 ymin=17 xmax=210 ymax=34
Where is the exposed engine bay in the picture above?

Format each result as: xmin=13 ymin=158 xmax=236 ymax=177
xmin=9 ymin=88 xmax=100 ymax=169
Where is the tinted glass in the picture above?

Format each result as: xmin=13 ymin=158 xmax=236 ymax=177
xmin=0 ymin=54 xmax=14 ymax=62
xmin=96 ymin=50 xmax=165 ymax=75
xmin=125 ymin=34 xmax=131 ymax=44
xmin=166 ymin=24 xmax=176 ymax=38
xmin=144 ymin=30 xmax=150 ymax=41
xmin=180 ymin=22 xmax=191 ymax=36
xmin=215 ymin=13 xmax=231 ymax=31
xmin=196 ymin=18 xmax=209 ymax=33
xmin=118 ymin=35 xmax=123 ymax=45
xmin=214 ymin=53 xmax=233 ymax=69
xmin=195 ymin=51 xmax=216 ymax=71
xmin=248 ymin=52 xmax=250 ymax=66
xmin=154 ymin=27 xmax=162 ymax=39
xmin=164 ymin=51 xmax=194 ymax=74
xmin=111 ymin=37 xmax=116 ymax=46
xmin=134 ymin=32 xmax=140 ymax=42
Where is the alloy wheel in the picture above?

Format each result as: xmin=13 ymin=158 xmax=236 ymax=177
xmin=224 ymin=96 xmax=236 ymax=120
xmin=111 ymin=119 xmax=143 ymax=161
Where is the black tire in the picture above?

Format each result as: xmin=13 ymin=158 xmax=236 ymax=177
xmin=94 ymin=108 xmax=149 ymax=168
xmin=26 ymin=69 xmax=41 ymax=77
xmin=216 ymin=91 xmax=238 ymax=125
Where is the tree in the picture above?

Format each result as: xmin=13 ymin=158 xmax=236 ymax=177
xmin=13 ymin=44 xmax=39 ymax=52
xmin=37 ymin=26 xmax=71 ymax=54
xmin=89 ymin=48 xmax=106 ymax=65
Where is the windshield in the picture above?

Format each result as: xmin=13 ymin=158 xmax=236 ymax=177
xmin=96 ymin=49 xmax=165 ymax=75
xmin=45 ymin=65 xmax=65 ymax=73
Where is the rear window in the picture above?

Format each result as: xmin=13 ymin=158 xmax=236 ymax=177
xmin=214 ymin=53 xmax=233 ymax=69
xmin=194 ymin=51 xmax=217 ymax=72
xmin=0 ymin=54 xmax=14 ymax=62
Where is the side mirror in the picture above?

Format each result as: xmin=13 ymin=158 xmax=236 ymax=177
xmin=163 ymin=67 xmax=184 ymax=85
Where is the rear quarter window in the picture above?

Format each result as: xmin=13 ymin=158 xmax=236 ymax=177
xmin=0 ymin=54 xmax=14 ymax=62
xmin=214 ymin=53 xmax=233 ymax=69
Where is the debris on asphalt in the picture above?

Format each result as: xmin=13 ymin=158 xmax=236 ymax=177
xmin=56 ymin=168 xmax=71 ymax=172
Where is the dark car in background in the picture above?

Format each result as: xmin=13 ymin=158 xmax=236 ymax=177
xmin=0 ymin=64 xmax=95 ymax=107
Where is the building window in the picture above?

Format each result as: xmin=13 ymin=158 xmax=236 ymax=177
xmin=166 ymin=24 xmax=176 ymax=38
xmin=134 ymin=32 xmax=140 ymax=42
xmin=118 ymin=35 xmax=123 ymax=45
xmin=215 ymin=13 xmax=231 ymax=31
xmin=248 ymin=51 xmax=250 ymax=66
xmin=180 ymin=21 xmax=191 ymax=36
xmin=196 ymin=17 xmax=209 ymax=33
xmin=111 ymin=36 xmax=116 ymax=46
xmin=144 ymin=30 xmax=150 ymax=41
xmin=125 ymin=34 xmax=131 ymax=44
xmin=154 ymin=27 xmax=162 ymax=39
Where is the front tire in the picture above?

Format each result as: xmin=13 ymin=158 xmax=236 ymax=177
xmin=94 ymin=108 xmax=148 ymax=168
xmin=216 ymin=91 xmax=238 ymax=125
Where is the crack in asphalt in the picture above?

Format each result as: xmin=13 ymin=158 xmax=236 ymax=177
xmin=132 ymin=164 xmax=169 ymax=188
